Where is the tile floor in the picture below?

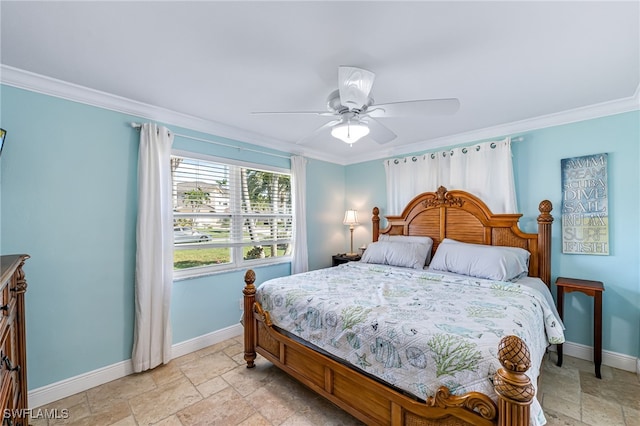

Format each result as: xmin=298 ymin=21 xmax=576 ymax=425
xmin=29 ymin=336 xmax=639 ymax=426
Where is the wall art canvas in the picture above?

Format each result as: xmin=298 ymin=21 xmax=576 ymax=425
xmin=0 ymin=128 xmax=6 ymax=157
xmin=561 ymin=152 xmax=609 ymax=255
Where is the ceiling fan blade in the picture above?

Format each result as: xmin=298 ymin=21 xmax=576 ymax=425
xmin=338 ymin=66 xmax=376 ymax=110
xmin=296 ymin=119 xmax=341 ymax=145
xmin=368 ymin=98 xmax=460 ymax=117
xmin=365 ymin=117 xmax=397 ymax=145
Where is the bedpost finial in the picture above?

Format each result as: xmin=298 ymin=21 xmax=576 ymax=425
xmin=244 ymin=269 xmax=256 ymax=285
xmin=243 ymin=270 xmax=256 ymax=296
xmin=373 ymin=207 xmax=379 ymax=216
xmin=539 ymin=200 xmax=552 ymax=213
xmin=494 ymin=335 xmax=535 ymax=404
xmin=498 ymin=335 xmax=531 ymax=372
xmin=538 ymin=200 xmax=553 ymax=223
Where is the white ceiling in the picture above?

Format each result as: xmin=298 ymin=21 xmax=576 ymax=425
xmin=1 ymin=1 xmax=639 ymax=165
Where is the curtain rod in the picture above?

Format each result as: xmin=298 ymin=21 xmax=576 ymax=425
xmin=130 ymin=122 xmax=291 ymax=160
xmin=387 ymin=136 xmax=524 ymax=163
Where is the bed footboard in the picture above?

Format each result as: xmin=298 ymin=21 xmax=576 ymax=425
xmin=242 ymin=270 xmax=534 ymax=426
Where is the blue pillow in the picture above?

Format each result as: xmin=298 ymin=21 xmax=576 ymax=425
xmin=429 ymin=238 xmax=530 ymax=282
xmin=361 ymin=241 xmax=431 ymax=269
xmin=378 ymin=235 xmax=434 ymax=265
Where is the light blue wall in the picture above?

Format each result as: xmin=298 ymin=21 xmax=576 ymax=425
xmin=345 ymin=111 xmax=640 ymax=359
xmin=1 ymin=87 xmax=139 ymax=389
xmin=306 ymin=159 xmax=346 ymax=270
xmin=344 ymin=160 xmax=388 ymax=246
xmin=0 ymin=85 xmax=311 ymax=389
xmin=510 ymin=112 xmax=640 ymax=358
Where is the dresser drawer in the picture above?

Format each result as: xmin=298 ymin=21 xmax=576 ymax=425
xmin=0 ymin=321 xmax=10 ymax=358
xmin=0 ymin=365 xmax=14 ymax=409
xmin=0 ymin=324 xmax=14 ymax=421
xmin=1 ymin=281 xmax=11 ymax=318
xmin=1 ymin=321 xmax=16 ymax=380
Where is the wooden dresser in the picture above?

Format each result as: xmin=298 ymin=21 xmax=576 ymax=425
xmin=1 ymin=254 xmax=29 ymax=426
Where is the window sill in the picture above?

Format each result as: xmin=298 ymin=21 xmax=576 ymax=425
xmin=173 ymin=257 xmax=292 ymax=282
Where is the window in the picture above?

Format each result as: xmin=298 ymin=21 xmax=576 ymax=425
xmin=171 ymin=151 xmax=293 ymax=278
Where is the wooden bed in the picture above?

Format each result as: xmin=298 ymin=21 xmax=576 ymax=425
xmin=243 ymin=186 xmax=554 ymax=426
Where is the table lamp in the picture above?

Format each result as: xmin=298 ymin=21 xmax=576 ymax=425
xmin=343 ymin=209 xmax=359 ymax=256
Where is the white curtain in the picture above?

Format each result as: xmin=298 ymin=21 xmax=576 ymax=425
xmin=385 ymin=138 xmax=516 ymax=214
xmin=132 ymin=123 xmax=174 ymax=372
xmin=384 ymin=151 xmax=443 ymax=215
xmin=291 ymin=155 xmax=308 ymax=274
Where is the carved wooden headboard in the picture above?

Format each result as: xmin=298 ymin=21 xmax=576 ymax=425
xmin=372 ymin=186 xmax=554 ymax=286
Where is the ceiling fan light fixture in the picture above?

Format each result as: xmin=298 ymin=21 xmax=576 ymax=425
xmin=331 ymin=120 xmax=370 ymax=144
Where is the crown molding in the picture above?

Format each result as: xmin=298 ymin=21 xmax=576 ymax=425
xmin=0 ymin=65 xmax=343 ymax=165
xmin=2 ymin=65 xmax=637 ymax=166
xmin=354 ymin=87 xmax=640 ymax=164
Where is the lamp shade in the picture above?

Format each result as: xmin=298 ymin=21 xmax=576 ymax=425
xmin=343 ymin=209 xmax=359 ymax=226
xmin=331 ymin=121 xmax=369 ymax=144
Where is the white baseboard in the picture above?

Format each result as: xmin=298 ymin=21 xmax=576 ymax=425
xmin=171 ymin=323 xmax=242 ymax=359
xmin=28 ymin=358 xmax=134 ymax=410
xmin=637 ymin=358 xmax=640 ymax=381
xmin=549 ymin=341 xmax=638 ymax=373
xmin=28 ymin=324 xmax=243 ymax=409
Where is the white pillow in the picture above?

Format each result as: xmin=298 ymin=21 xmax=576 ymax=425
xmin=429 ymin=238 xmax=530 ymax=282
xmin=360 ymin=241 xmax=430 ymax=269
xmin=378 ymin=235 xmax=434 ymax=265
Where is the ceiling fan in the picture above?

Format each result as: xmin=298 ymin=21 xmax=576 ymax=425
xmin=252 ymin=66 xmax=460 ymax=145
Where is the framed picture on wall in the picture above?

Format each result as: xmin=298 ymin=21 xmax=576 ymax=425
xmin=561 ymin=152 xmax=609 ymax=255
xmin=0 ymin=128 xmax=6 ymax=157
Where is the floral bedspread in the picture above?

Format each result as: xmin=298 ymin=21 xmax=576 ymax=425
xmin=256 ymin=262 xmax=565 ymax=426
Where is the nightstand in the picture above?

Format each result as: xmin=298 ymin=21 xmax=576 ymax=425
xmin=555 ymin=276 xmax=605 ymax=378
xmin=332 ymin=254 xmax=361 ymax=266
